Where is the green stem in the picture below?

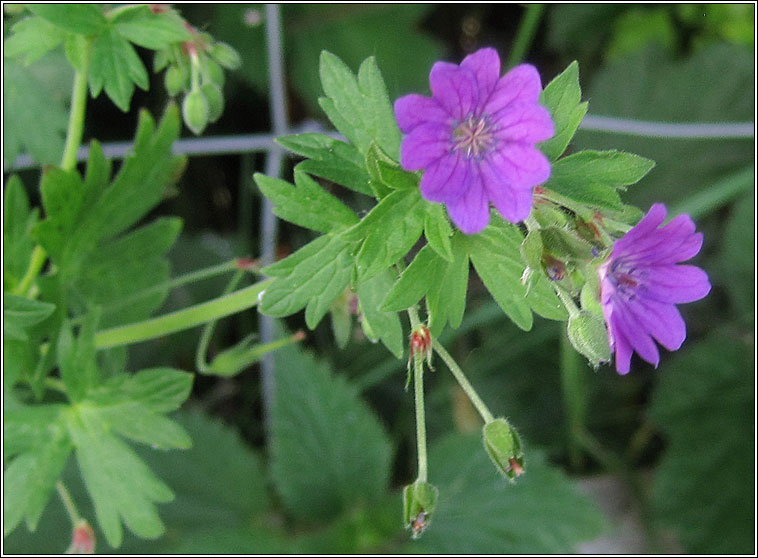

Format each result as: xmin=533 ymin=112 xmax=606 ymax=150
xmin=71 ymin=259 xmax=249 ymax=326
xmin=671 ymin=165 xmax=754 ymax=220
xmin=506 ymin=4 xmax=545 ymax=69
xmin=195 ymin=269 xmax=245 ymax=372
xmin=56 ymin=481 xmax=81 ymax=526
xmin=432 ymin=340 xmax=494 ymax=424
xmin=554 ymin=284 xmax=580 ymax=317
xmin=407 ymin=306 xmax=429 ymax=482
xmin=559 ymin=330 xmax=586 ymax=470
xmin=16 ymin=43 xmax=92 ymax=299
xmin=12 ymin=245 xmax=48 ymax=297
xmin=94 ymin=279 xmax=272 ymax=349
xmin=61 ymin=42 xmax=91 ymax=172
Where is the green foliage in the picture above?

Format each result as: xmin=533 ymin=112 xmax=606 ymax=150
xmin=110 ymin=5 xmax=191 ymax=50
xmin=318 ymin=51 xmax=401 ymax=159
xmin=717 ymin=192 xmax=754 ymax=323
xmin=356 ymin=270 xmax=405 ymax=359
xmin=3 ymin=405 xmax=72 ymax=536
xmin=545 ymin=150 xmax=655 ymax=211
xmin=344 ymin=188 xmax=425 ymax=282
xmin=260 ymin=234 xmax=355 ymax=329
xmin=210 ymin=5 xmax=443 ymax=115
xmin=277 ymin=133 xmax=374 ymax=196
xmin=3 ymin=295 xmax=55 ymax=342
xmin=407 ymin=435 xmax=606 ymax=553
xmin=466 ymin=216 xmax=566 ymax=330
xmin=539 ymin=61 xmax=588 ymax=161
xmin=3 ymin=16 xmax=68 ymax=65
xmin=28 ymin=4 xmax=108 ymax=35
xmin=33 ymin=108 xmax=185 ymax=327
xmin=271 ymin=337 xmax=392 ymax=522
xmin=3 ymin=177 xmax=38 ymax=290
xmin=573 ymin=44 xmax=754 ymax=208
xmin=3 ymin=59 xmax=69 ymax=165
xmin=88 ymin=27 xmax=150 ymax=112
xmin=605 ymin=7 xmax=677 ymax=61
xmin=255 ymin=170 xmax=359 ymax=233
xmin=649 ymin=336 xmax=754 ymax=554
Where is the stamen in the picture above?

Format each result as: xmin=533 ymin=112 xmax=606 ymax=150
xmin=452 ymin=115 xmax=496 ymax=159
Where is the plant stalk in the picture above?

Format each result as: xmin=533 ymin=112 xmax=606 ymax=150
xmin=94 ymin=279 xmax=272 ymax=349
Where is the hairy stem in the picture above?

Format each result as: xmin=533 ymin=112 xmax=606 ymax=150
xmin=407 ymin=306 xmax=429 ymax=482
xmin=56 ymin=481 xmax=81 ymax=526
xmin=94 ymin=279 xmax=272 ymax=349
xmin=12 ymin=244 xmax=48 ymax=297
xmin=195 ymin=269 xmax=245 ymax=372
xmin=61 ymin=42 xmax=92 ymax=172
xmin=433 ymin=340 xmax=495 ymax=424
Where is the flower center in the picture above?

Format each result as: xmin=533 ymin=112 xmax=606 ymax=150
xmin=608 ymin=258 xmax=646 ymax=301
xmin=452 ymin=115 xmax=496 ymax=159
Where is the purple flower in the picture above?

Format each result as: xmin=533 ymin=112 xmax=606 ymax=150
xmin=394 ymin=47 xmax=554 ymax=234
xmin=598 ymin=204 xmax=711 ymax=374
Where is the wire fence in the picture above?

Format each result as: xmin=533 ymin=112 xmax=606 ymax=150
xmin=3 ymin=4 xmax=755 ymax=431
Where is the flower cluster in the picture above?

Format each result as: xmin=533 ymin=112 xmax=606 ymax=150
xmin=599 ymin=204 xmax=711 ymax=374
xmin=394 ymin=47 xmax=554 ymax=234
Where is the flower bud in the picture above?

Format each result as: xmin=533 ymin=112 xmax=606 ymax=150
xmin=482 ymin=418 xmax=524 ymax=481
xmin=164 ymin=64 xmax=188 ymax=96
xmin=409 ymin=325 xmax=432 ymax=369
xmin=402 ymin=480 xmax=439 ymax=539
xmin=566 ymin=310 xmax=611 ymax=366
xmin=201 ymin=82 xmax=224 ymax=123
xmin=202 ymin=56 xmax=225 ymax=88
xmin=182 ymin=89 xmax=209 ymax=135
xmin=66 ymin=519 xmax=95 ymax=554
xmin=210 ymin=41 xmax=242 ymax=70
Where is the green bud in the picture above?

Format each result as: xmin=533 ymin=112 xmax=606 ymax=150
xmin=532 ymin=202 xmax=569 ymax=228
xmin=520 ymin=229 xmax=544 ymax=271
xmin=182 ymin=89 xmax=209 ymax=135
xmin=579 ymin=278 xmax=603 ymax=318
xmin=567 ymin=310 xmax=611 ymax=366
xmin=210 ymin=41 xmax=242 ymax=70
xmin=201 ymin=82 xmax=224 ymax=123
xmin=483 ymin=418 xmax=524 ymax=481
xmin=153 ymin=47 xmax=172 ymax=73
xmin=402 ymin=480 xmax=439 ymax=539
xmin=202 ymin=56 xmax=225 ymax=88
xmin=164 ymin=64 xmax=188 ymax=97
xmin=540 ymin=226 xmax=594 ymax=262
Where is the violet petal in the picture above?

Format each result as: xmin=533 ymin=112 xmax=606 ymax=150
xmin=394 ymin=94 xmax=451 ymax=133
xmin=400 ymin=122 xmax=451 ymax=170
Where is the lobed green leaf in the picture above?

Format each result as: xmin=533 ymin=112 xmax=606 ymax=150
xmin=28 ymin=4 xmax=107 ymax=36
xmin=466 ymin=217 xmax=534 ymax=330
xmin=544 ymin=149 xmax=654 ymax=210
xmin=276 ymin=133 xmax=373 ymax=196
xmin=539 ymin=61 xmax=588 ymax=161
xmin=260 ymin=234 xmax=356 ymax=329
xmin=89 ymin=27 xmax=149 ymax=112
xmin=255 ymin=170 xmax=358 ymax=234
xmin=111 ymin=5 xmax=191 ymax=50
xmin=356 ymin=270 xmax=405 ymax=359
xmin=319 ymin=51 xmax=401 ymax=158
xmin=3 ymin=16 xmax=68 ymax=65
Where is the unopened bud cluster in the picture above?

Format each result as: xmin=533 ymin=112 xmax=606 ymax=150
xmin=153 ymin=9 xmax=241 ymax=135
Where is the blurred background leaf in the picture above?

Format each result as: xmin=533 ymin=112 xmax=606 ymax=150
xmin=649 ymin=335 xmax=754 ymax=554
xmin=404 ymin=435 xmax=607 ymax=553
